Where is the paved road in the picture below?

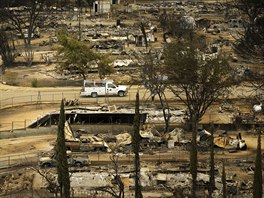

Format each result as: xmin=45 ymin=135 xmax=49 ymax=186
xmin=0 ymin=83 xmax=256 ymax=109
xmin=0 ymin=85 xmax=155 ymax=108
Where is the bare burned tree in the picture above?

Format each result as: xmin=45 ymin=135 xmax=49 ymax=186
xmin=159 ymin=11 xmax=196 ymax=40
xmin=0 ymin=0 xmax=53 ymax=66
xmin=32 ymin=168 xmax=59 ymax=197
xmin=230 ymin=0 xmax=264 ymax=111
xmin=164 ymin=40 xmax=236 ymax=197
xmin=96 ymin=153 xmax=124 ymax=198
xmin=138 ymin=51 xmax=170 ymax=133
xmin=243 ymin=70 xmax=264 ymax=104
xmin=232 ymin=0 xmax=264 ymax=61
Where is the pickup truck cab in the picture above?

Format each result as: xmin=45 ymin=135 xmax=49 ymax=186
xmin=80 ymin=80 xmax=127 ymax=98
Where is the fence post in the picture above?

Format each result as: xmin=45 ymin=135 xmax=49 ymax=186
xmin=24 ymin=120 xmax=27 ymax=130
xmin=49 ymin=114 xmax=52 ymax=127
xmin=11 ymin=121 xmax=14 ymax=132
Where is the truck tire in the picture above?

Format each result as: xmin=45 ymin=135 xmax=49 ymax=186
xmin=118 ymin=91 xmax=125 ymax=97
xmin=91 ymin=92 xmax=97 ymax=98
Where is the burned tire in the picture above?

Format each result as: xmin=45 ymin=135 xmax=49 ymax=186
xmin=118 ymin=91 xmax=125 ymax=97
xmin=91 ymin=92 xmax=97 ymax=98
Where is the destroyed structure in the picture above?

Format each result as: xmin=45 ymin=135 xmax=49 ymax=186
xmin=0 ymin=0 xmax=264 ymax=197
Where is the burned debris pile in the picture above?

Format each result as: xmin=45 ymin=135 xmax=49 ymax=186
xmin=1 ymin=0 xmax=263 ymax=197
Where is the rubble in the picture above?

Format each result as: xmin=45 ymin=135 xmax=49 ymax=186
xmin=28 ymin=105 xmax=188 ymax=128
xmin=163 ymin=128 xmax=186 ymax=143
xmin=71 ymin=172 xmax=111 ymax=189
xmin=0 ymin=0 xmax=262 ymax=196
xmin=197 ymin=129 xmax=247 ymax=151
xmin=116 ymin=133 xmax=132 ymax=146
xmin=145 ymin=108 xmax=186 ymax=124
xmin=0 ymin=170 xmax=34 ymax=194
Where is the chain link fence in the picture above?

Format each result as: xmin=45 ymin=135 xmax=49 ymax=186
xmin=0 ymin=154 xmax=38 ymax=170
xmin=0 ymin=187 xmax=115 ymax=198
xmin=0 ymin=87 xmax=147 ymax=109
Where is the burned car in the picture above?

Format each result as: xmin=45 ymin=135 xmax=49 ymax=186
xmin=39 ymin=151 xmax=91 ymax=168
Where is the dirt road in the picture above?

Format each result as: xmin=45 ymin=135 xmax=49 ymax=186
xmin=0 ymin=132 xmax=260 ymax=169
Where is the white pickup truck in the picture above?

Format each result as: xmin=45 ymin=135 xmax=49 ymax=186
xmin=80 ymin=80 xmax=128 ymax=98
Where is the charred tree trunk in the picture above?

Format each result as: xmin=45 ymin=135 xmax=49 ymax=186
xmin=157 ymin=92 xmax=170 ymax=133
xmin=222 ymin=159 xmax=227 ymax=198
xmin=253 ymin=128 xmax=263 ymax=198
xmin=190 ymin=114 xmax=198 ymax=198
xmin=208 ymin=123 xmax=215 ymax=197
xmin=132 ymin=92 xmax=143 ymax=198
xmin=0 ymin=30 xmax=15 ymax=71
xmin=23 ymin=45 xmax=34 ymax=67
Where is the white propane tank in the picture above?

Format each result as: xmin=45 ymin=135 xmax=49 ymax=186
xmin=253 ymin=103 xmax=262 ymax=113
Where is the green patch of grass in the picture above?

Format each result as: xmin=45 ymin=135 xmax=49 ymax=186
xmin=31 ymin=78 xmax=38 ymax=87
